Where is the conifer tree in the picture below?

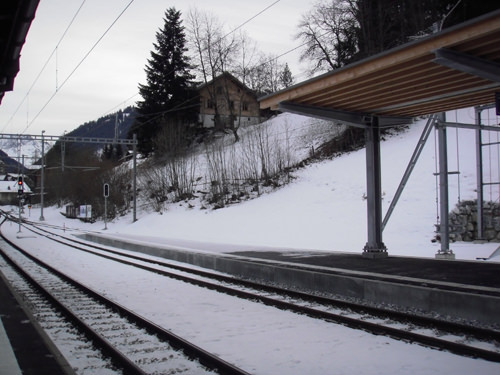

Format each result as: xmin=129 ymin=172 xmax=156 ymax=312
xmin=129 ymin=8 xmax=197 ymax=156
xmin=280 ymin=63 xmax=294 ymax=89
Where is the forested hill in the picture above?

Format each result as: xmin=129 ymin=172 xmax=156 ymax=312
xmin=44 ymin=106 xmax=137 ymax=161
xmin=67 ymin=106 xmax=136 ymax=141
xmin=0 ymin=149 xmax=30 ymax=173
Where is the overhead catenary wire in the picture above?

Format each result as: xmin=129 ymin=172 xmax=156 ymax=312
xmin=107 ymin=32 xmax=314 ymax=127
xmin=113 ymin=0 xmax=289 ymax=132
xmin=14 ymin=0 xmax=285 ymax=136
xmin=100 ymin=92 xmax=140 ymax=118
xmin=13 ymin=0 xmax=318 ymax=137
xmin=107 ymin=0 xmax=326 ymax=131
xmin=20 ymin=0 xmax=136 ymax=135
xmin=1 ymin=0 xmax=87 ymax=133
xmin=220 ymin=0 xmax=281 ymax=41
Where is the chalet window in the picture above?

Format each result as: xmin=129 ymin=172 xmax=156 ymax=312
xmin=230 ymin=100 xmax=235 ymax=109
xmin=207 ymin=99 xmax=214 ymax=109
xmin=242 ymin=102 xmax=249 ymax=111
xmin=216 ymin=86 xmax=223 ymax=95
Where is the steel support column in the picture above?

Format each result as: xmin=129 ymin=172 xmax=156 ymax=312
xmin=363 ymin=118 xmax=387 ymax=258
xmin=475 ymin=107 xmax=484 ymax=240
xmin=436 ymin=113 xmax=454 ymax=259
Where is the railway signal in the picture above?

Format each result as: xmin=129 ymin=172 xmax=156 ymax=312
xmin=17 ymin=176 xmax=23 ymax=195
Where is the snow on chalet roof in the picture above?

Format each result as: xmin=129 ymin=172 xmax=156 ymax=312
xmin=0 ymin=177 xmax=32 ymax=193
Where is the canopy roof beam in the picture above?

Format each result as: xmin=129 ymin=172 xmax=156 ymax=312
xmin=278 ymin=102 xmax=412 ymax=128
xmin=433 ymin=48 xmax=500 ymax=83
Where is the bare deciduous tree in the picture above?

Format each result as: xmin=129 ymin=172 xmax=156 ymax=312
xmin=187 ymin=8 xmax=240 ymax=131
xmin=296 ymin=0 xmax=358 ymax=75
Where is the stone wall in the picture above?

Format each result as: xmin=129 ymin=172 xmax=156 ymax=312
xmin=447 ymin=200 xmax=500 ymax=242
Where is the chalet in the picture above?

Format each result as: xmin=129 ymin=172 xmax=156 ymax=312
xmin=198 ymin=72 xmax=262 ymax=129
xmin=0 ymin=173 xmax=32 ymax=205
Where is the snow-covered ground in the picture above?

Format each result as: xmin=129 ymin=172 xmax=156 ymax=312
xmin=19 ymin=108 xmax=499 ymax=262
xmin=2 ymin=221 xmax=499 ymax=375
xmin=2 ymin=108 xmax=500 ymax=374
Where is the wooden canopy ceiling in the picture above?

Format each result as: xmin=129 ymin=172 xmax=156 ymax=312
xmin=260 ymin=10 xmax=500 ymax=126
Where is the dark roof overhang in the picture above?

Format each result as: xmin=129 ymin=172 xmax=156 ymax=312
xmin=0 ymin=0 xmax=40 ymax=104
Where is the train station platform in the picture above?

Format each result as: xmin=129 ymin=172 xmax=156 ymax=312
xmin=81 ymin=232 xmax=500 ymax=325
xmin=227 ymin=250 xmax=500 ymax=291
xmin=0 ymin=272 xmax=74 ymax=375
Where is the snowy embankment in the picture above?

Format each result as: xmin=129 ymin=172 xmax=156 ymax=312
xmin=21 ymin=108 xmax=500 ymax=261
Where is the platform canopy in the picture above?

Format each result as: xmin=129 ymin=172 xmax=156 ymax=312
xmin=259 ymin=10 xmax=500 ymax=257
xmin=0 ymin=0 xmax=40 ymax=104
xmin=260 ymin=9 xmax=500 ymax=127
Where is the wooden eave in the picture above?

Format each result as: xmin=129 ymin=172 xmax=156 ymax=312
xmin=259 ymin=10 xmax=500 ymax=120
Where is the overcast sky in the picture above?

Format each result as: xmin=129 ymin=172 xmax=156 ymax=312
xmin=0 ymin=0 xmax=314 ymax=137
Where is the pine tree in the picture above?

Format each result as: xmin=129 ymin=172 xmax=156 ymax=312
xmin=129 ymin=8 xmax=197 ymax=156
xmin=279 ymin=63 xmax=294 ymax=89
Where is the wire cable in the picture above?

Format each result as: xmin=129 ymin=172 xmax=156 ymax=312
xmin=220 ymin=0 xmax=281 ymax=41
xmin=21 ymin=0 xmax=136 ymax=134
xmin=1 ymin=0 xmax=87 ymax=133
xmin=66 ymin=0 xmax=285 ymax=134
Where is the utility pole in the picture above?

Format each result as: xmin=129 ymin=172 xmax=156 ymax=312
xmin=133 ymin=133 xmax=137 ymax=222
xmin=18 ymin=155 xmax=25 ymax=233
xmin=40 ymin=130 xmax=45 ymax=221
xmin=0 ymin=132 xmax=139 ymax=223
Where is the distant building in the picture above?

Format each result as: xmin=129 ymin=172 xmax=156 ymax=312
xmin=198 ymin=72 xmax=262 ymax=129
xmin=0 ymin=173 xmax=32 ymax=205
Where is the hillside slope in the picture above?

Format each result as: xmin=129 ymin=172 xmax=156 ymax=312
xmin=97 ymin=108 xmax=499 ymax=261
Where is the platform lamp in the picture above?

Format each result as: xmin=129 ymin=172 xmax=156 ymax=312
xmin=40 ymin=130 xmax=45 ymax=221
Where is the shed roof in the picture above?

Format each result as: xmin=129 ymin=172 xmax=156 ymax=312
xmin=259 ymin=10 xmax=500 ymax=123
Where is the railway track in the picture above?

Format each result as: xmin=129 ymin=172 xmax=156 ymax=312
xmin=2 ymin=213 xmax=500 ymax=365
xmin=0 ymin=223 xmax=250 ymax=375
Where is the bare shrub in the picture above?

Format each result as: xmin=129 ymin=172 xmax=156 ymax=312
xmin=165 ymin=154 xmax=198 ymax=201
xmin=204 ymin=139 xmax=231 ymax=207
xmin=199 ymin=121 xmax=297 ymax=207
xmin=138 ymin=152 xmax=198 ymax=212
xmin=139 ymin=161 xmax=170 ymax=212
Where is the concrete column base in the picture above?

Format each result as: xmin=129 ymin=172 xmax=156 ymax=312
xmin=435 ymin=252 xmax=455 ymax=260
xmin=362 ymin=250 xmax=388 ymax=259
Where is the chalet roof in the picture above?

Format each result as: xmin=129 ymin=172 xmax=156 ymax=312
xmin=198 ymin=72 xmax=257 ymax=98
xmin=259 ymin=10 xmax=500 ymax=124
